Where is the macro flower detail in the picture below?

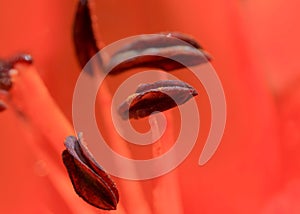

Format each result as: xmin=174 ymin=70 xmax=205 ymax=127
xmin=2 ymin=0 xmax=215 ymax=213
xmin=0 ymin=54 xmax=32 ymax=91
xmin=0 ymin=54 xmax=32 ymax=112
xmin=70 ymin=0 xmax=203 ymax=210
xmin=105 ymin=32 xmax=211 ymax=75
xmin=73 ymin=0 xmax=211 ymax=77
xmin=118 ymin=80 xmax=198 ymax=120
xmin=62 ymin=133 xmax=119 ymax=210
xmin=73 ymin=0 xmax=100 ymax=69
xmin=1 ymin=0 xmax=300 ymax=213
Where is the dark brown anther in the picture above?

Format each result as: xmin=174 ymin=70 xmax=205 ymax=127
xmin=0 ymin=54 xmax=33 ymax=91
xmin=62 ymin=133 xmax=119 ymax=210
xmin=0 ymin=59 xmax=14 ymax=91
xmin=118 ymin=79 xmax=198 ymax=120
xmin=161 ymin=32 xmax=203 ymax=49
xmin=73 ymin=0 xmax=100 ymax=70
xmin=105 ymin=32 xmax=211 ymax=75
xmin=116 ymin=32 xmax=203 ymax=51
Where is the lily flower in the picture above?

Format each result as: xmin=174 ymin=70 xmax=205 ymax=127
xmin=0 ymin=0 xmax=300 ymax=213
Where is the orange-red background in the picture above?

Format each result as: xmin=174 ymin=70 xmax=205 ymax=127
xmin=1 ymin=0 xmax=300 ymax=213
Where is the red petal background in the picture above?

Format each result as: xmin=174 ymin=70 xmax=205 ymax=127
xmin=0 ymin=0 xmax=299 ymax=213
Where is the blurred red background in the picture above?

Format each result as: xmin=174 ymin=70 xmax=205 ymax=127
xmin=1 ymin=0 xmax=300 ymax=213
